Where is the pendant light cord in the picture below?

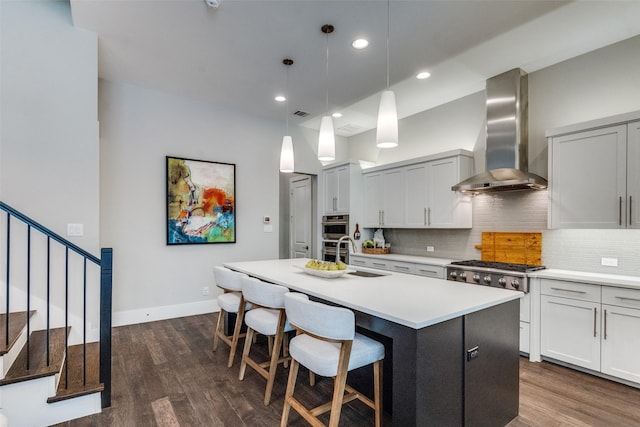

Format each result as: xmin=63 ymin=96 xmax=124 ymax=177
xmin=286 ymin=65 xmax=290 ymax=133
xmin=386 ymin=0 xmax=390 ymax=89
xmin=325 ymin=31 xmax=329 ymax=114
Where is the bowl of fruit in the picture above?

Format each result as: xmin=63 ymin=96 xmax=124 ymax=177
xmin=300 ymin=259 xmax=349 ymax=278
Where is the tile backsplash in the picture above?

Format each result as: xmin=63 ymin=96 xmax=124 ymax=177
xmin=381 ymin=190 xmax=640 ymax=276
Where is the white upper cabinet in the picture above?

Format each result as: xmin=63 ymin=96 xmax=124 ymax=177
xmin=323 ymin=165 xmax=350 ymax=214
xmin=363 ymin=150 xmax=473 ymax=229
xmin=547 ymin=112 xmax=640 ymax=229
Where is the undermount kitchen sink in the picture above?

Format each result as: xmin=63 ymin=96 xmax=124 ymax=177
xmin=347 ymin=270 xmax=387 ymax=278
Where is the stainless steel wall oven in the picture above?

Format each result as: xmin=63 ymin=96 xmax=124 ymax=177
xmin=322 ymin=214 xmax=349 ymax=263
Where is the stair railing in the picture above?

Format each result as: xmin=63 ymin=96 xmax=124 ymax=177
xmin=0 ymin=201 xmax=112 ymax=408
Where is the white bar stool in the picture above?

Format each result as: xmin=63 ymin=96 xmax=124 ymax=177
xmin=238 ymin=276 xmax=293 ymax=405
xmin=212 ymin=266 xmax=250 ymax=368
xmin=281 ymin=292 xmax=384 ymax=427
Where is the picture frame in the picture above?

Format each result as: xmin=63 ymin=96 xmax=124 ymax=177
xmin=166 ymin=156 xmax=236 ymax=245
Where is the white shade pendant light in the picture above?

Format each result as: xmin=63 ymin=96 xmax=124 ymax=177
xmin=279 ymin=58 xmax=295 ymax=173
xmin=318 ymin=24 xmax=335 ymax=162
xmin=376 ymin=0 xmax=398 ymax=148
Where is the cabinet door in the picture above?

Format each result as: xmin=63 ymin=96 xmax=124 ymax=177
xmin=381 ymin=169 xmax=404 ymax=227
xmin=540 ymin=295 xmax=600 ymax=370
xmin=404 ymin=163 xmax=428 ymax=227
xmin=335 ymin=166 xmax=349 ymax=213
xmin=549 ymin=125 xmax=627 ymax=228
xmin=323 ymin=166 xmax=349 ymax=214
xmin=427 ymin=157 xmax=461 ymax=228
xmin=363 ymin=173 xmax=383 ymax=227
xmin=324 ymin=168 xmax=338 ymax=213
xmin=627 ymin=120 xmax=640 ymax=228
xmin=601 ymin=304 xmax=640 ymax=383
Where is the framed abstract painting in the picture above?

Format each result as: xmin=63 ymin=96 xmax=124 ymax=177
xmin=166 ymin=156 xmax=236 ymax=244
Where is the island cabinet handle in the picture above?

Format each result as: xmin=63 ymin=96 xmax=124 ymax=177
xmin=593 ymin=307 xmax=597 ymax=338
xmin=604 ymin=309 xmax=608 ymax=340
xmin=550 ymin=287 xmax=587 ymax=294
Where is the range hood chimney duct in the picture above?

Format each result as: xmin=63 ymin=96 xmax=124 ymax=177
xmin=452 ymin=68 xmax=547 ymax=193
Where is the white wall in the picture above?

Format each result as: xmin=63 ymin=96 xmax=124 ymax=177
xmin=1 ymin=0 xmax=99 ymax=251
xmin=98 ymin=80 xmax=321 ymax=324
xmin=0 ymin=0 xmax=100 ymax=327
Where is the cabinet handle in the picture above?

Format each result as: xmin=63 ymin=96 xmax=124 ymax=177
xmin=593 ymin=307 xmax=597 ymax=338
xmin=395 ymin=266 xmax=410 ymax=271
xmin=630 ymin=195 xmax=633 ymax=226
xmin=381 ymin=210 xmax=385 ymax=226
xmin=333 ymin=197 xmax=337 ymax=212
xmin=419 ymin=269 xmax=437 ymax=274
xmin=604 ymin=309 xmax=608 ymax=340
xmin=428 ymin=207 xmax=431 ymax=226
xmin=424 ymin=208 xmax=427 ymax=226
xmin=372 ymin=263 xmax=386 ymax=268
xmin=616 ymin=296 xmax=640 ymax=303
xmin=619 ymin=196 xmax=622 ymax=226
xmin=550 ymin=287 xmax=587 ymax=294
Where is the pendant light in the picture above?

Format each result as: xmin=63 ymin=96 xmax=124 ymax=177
xmin=376 ymin=0 xmax=398 ymax=148
xmin=279 ymin=58 xmax=295 ymax=173
xmin=318 ymin=24 xmax=335 ymax=162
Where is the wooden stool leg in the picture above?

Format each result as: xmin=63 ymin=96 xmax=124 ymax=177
xmin=283 ymin=332 xmax=290 ymax=369
xmin=373 ymin=360 xmax=383 ymax=427
xmin=238 ymin=327 xmax=255 ymax=381
xmin=309 ymin=371 xmax=316 ymax=387
xmin=328 ymin=342 xmax=352 ymax=427
xmin=227 ymin=298 xmax=247 ymax=368
xmin=280 ymin=358 xmax=300 ymax=427
xmin=212 ymin=309 xmax=225 ymax=352
xmin=264 ymin=312 xmax=287 ymax=405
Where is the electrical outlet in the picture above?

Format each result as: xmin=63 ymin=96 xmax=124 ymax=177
xmin=601 ymin=257 xmax=618 ymax=267
xmin=202 ymin=286 xmax=210 ymax=296
xmin=426 ymin=246 xmax=435 ymax=252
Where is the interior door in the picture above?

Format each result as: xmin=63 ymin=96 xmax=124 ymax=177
xmin=290 ymin=175 xmax=312 ymax=258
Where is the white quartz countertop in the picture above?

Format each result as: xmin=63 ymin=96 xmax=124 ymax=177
xmin=350 ymin=253 xmax=456 ymax=266
xmin=224 ymin=258 xmax=522 ymax=330
xmin=530 ymin=269 xmax=640 ymax=290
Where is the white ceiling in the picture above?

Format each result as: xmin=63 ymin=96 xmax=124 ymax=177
xmin=70 ymin=0 xmax=640 ymax=137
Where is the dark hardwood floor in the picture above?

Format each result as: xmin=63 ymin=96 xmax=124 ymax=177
xmin=54 ymin=314 xmax=640 ymax=427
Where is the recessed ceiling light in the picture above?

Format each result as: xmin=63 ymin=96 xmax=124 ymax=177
xmin=416 ymin=71 xmax=431 ymax=80
xmin=352 ymin=39 xmax=369 ymax=49
xmin=275 ymin=95 xmax=286 ymax=102
xmin=332 ymin=112 xmax=343 ymax=118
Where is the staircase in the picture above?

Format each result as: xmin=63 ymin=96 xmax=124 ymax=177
xmin=0 ymin=201 xmax=112 ymax=425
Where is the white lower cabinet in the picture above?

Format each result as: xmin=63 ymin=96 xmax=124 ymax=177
xmin=520 ymin=293 xmax=531 ymax=354
xmin=349 ymin=255 xmax=444 ymax=279
xmin=541 ymin=294 xmax=600 ymax=370
xmin=601 ymin=287 xmax=640 ymax=383
xmin=540 ymin=278 xmax=640 ymax=385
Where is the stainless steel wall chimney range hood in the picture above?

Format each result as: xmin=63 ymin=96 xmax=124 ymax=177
xmin=452 ymin=68 xmax=547 ymax=193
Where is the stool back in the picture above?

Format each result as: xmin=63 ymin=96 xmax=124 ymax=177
xmin=214 ymin=266 xmax=245 ymax=291
xmin=241 ymin=276 xmax=289 ymax=309
xmin=284 ymin=293 xmax=355 ymax=341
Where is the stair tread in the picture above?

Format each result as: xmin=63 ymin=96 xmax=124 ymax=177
xmin=0 ymin=327 xmax=69 ymax=385
xmin=49 ymin=341 xmax=103 ymax=403
xmin=0 ymin=311 xmax=36 ymax=355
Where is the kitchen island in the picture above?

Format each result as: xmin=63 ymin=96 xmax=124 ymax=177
xmin=225 ymin=258 xmax=523 ymax=427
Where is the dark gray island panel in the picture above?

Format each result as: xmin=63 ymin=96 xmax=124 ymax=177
xmin=354 ymin=299 xmax=519 ymax=426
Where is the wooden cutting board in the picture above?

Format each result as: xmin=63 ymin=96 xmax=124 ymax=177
xmin=476 ymin=232 xmax=542 ymax=266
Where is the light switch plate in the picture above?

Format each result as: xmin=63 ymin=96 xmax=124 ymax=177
xmin=601 ymin=257 xmax=618 ymax=267
xmin=67 ymin=223 xmax=83 ymax=236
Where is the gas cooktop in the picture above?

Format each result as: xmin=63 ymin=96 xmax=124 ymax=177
xmin=448 ymin=260 xmax=546 ymax=273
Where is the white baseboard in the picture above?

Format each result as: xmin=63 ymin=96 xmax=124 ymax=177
xmin=113 ymin=300 xmax=220 ymax=327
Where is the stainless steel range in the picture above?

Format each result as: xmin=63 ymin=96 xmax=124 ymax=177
xmin=445 ymin=260 xmax=546 ymax=293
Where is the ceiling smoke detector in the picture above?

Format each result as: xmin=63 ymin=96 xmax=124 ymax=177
xmin=204 ymin=0 xmax=220 ymax=9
